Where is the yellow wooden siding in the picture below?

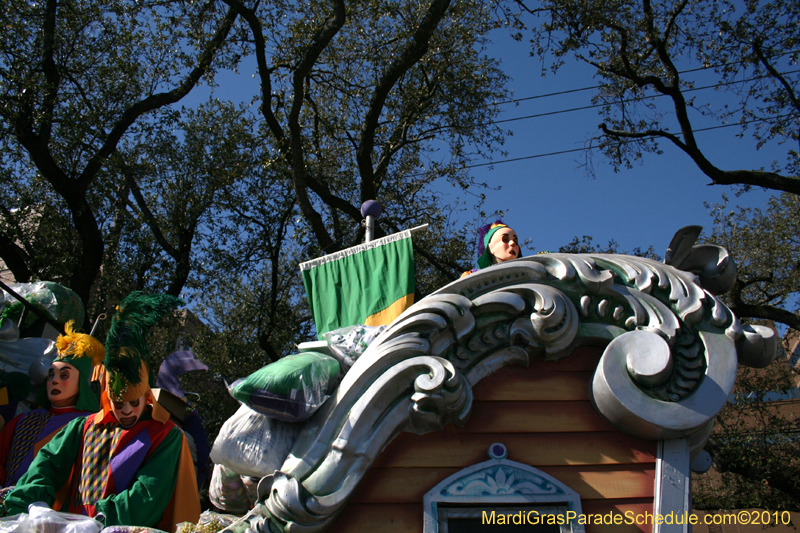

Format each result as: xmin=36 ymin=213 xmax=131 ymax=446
xmin=330 ymin=346 xmax=657 ymax=533
xmin=350 ymin=464 xmax=655 ymax=504
xmin=372 ymin=430 xmax=655 ymax=468
xmin=328 ymin=501 xmax=656 ymax=533
xmin=329 ymin=504 xmax=421 ymax=533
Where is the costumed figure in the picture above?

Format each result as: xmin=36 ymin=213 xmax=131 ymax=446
xmin=1 ymin=293 xmax=201 ymax=531
xmin=0 ymin=321 xmax=104 ymax=487
xmin=156 ymin=350 xmax=212 ymax=491
xmin=461 ymin=220 xmax=522 ymax=277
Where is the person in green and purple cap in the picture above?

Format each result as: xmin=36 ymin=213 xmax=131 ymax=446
xmin=461 ymin=220 xmax=522 ymax=277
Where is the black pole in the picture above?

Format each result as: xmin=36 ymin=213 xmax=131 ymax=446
xmin=0 ymin=280 xmax=65 ymax=334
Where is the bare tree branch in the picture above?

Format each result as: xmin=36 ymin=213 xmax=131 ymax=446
xmin=357 ymin=0 xmax=452 ymax=200
xmin=729 ymin=278 xmax=800 ymax=333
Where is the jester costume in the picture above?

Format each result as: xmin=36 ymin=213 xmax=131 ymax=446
xmin=156 ymin=350 xmax=212 ymax=490
xmin=3 ymin=293 xmax=200 ymax=530
xmin=0 ymin=405 xmax=87 ymax=487
xmin=3 ymin=401 xmax=198 ymax=529
xmin=0 ymin=322 xmax=103 ymax=487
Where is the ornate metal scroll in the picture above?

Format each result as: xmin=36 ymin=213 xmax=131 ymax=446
xmin=232 ymin=249 xmax=776 ymax=533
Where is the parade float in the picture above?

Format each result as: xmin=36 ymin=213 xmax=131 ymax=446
xmin=0 ymin=221 xmax=779 ymax=533
xmin=207 ymin=223 xmax=777 ymax=533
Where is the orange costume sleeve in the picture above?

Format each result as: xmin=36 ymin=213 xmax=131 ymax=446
xmin=156 ymin=433 xmax=202 ymax=532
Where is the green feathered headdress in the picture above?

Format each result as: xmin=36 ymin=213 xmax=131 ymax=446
xmin=103 ymin=292 xmax=183 ymax=402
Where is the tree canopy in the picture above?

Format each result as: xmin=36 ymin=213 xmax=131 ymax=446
xmin=0 ymin=2 xmax=513 ymax=496
xmin=504 ymin=0 xmax=800 ymax=334
xmin=510 ymin=0 xmax=799 ymax=194
xmin=3 ymin=0 xmax=800 ymax=513
xmin=0 ymin=0 xmax=509 ymax=354
xmin=693 ymin=354 xmax=800 ymax=511
xmin=705 ymin=194 xmax=800 ymax=332
xmin=0 ymin=0 xmax=240 ymax=303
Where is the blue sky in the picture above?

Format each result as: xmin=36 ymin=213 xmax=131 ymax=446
xmin=454 ymin=29 xmax=781 ymax=257
xmin=189 ymin=23 xmax=783 ymax=262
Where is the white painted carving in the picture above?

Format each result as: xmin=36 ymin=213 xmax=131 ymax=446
xmin=226 ymin=251 xmax=775 ymax=533
xmin=423 ymin=456 xmax=584 ymax=533
xmin=443 ymin=466 xmax=563 ymax=497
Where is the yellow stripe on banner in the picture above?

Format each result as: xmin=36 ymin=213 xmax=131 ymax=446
xmin=0 ymin=387 xmax=8 ymax=406
xmin=364 ymin=293 xmax=414 ymax=327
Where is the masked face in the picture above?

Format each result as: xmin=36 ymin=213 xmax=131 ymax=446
xmin=488 ymin=227 xmax=521 ymax=264
xmin=47 ymin=361 xmax=80 ymax=408
xmin=111 ymin=394 xmax=147 ymax=428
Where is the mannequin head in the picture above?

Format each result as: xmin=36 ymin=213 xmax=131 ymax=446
xmin=487 ymin=226 xmax=520 ymax=264
xmin=111 ymin=393 xmax=147 ymax=428
xmin=476 ymin=221 xmax=523 ymax=269
xmin=49 ymin=320 xmax=105 ymax=412
xmin=46 ymin=361 xmax=80 ymax=408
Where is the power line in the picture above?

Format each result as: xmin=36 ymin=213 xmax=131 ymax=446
xmin=463 ymin=114 xmax=792 ymax=169
xmin=489 ymin=69 xmax=800 ymax=126
xmin=466 ymin=146 xmax=586 ymax=168
xmin=494 ymin=85 xmax=596 ymax=106
xmin=408 ymin=115 xmax=792 ymax=177
xmin=405 ymin=57 xmax=800 ymax=175
xmin=494 ymin=49 xmax=800 ymax=106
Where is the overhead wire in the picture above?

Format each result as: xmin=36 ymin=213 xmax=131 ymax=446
xmin=451 ymin=58 xmax=800 ymax=169
xmin=404 ymin=52 xmax=800 ymax=174
xmin=491 ymin=49 xmax=800 ymax=106
xmin=463 ymin=114 xmax=794 ymax=169
xmin=488 ymin=69 xmax=800 ymax=126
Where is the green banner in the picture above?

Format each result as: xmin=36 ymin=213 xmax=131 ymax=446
xmin=300 ymin=230 xmax=415 ymax=337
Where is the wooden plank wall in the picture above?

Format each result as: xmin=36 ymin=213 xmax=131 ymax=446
xmin=328 ymin=346 xmax=657 ymax=533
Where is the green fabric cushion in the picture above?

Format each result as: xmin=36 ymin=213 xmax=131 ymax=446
xmin=228 ymin=352 xmax=340 ymax=422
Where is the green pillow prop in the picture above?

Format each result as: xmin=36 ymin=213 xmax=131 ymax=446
xmin=228 ymin=351 xmax=340 ymax=422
